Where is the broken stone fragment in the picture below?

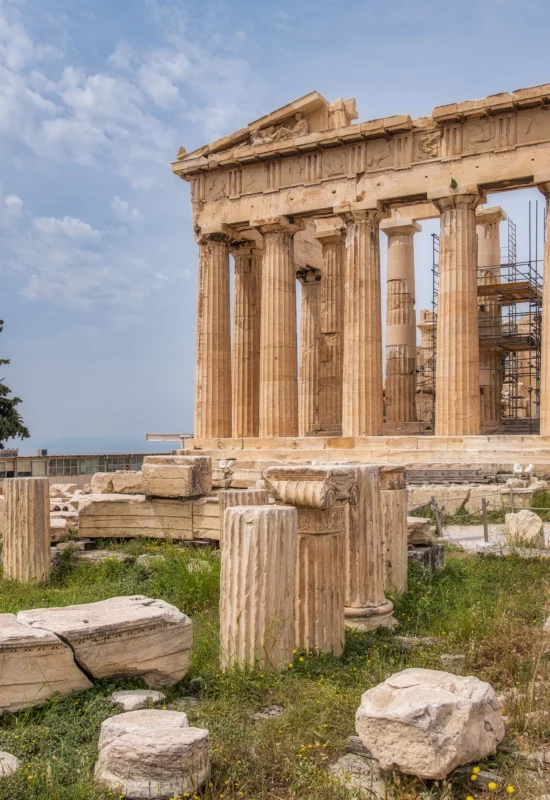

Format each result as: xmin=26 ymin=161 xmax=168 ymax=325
xmin=142 ymin=455 xmax=212 ymax=498
xmin=355 ymin=668 xmax=505 ymax=780
xmin=95 ymin=709 xmax=209 ymax=799
xmin=18 ymin=595 xmax=193 ymax=688
xmin=0 ymin=751 xmax=20 ymax=777
xmin=70 ymin=550 xmax=135 ymax=566
xmin=91 ymin=471 xmax=146 ymax=495
xmin=111 ymin=689 xmax=166 ymax=712
xmin=0 ymin=613 xmax=92 ymax=713
xmin=505 ymin=509 xmax=545 ymax=549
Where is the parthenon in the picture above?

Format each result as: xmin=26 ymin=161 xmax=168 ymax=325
xmin=173 ymin=83 xmax=550 ymax=465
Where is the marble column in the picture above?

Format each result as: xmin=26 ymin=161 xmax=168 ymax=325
xmin=195 ymin=228 xmax=232 ymax=439
xmin=254 ymin=217 xmax=305 ymax=438
xmin=314 ymin=222 xmax=345 ymax=435
xmin=298 ymin=269 xmax=322 ymax=437
xmin=476 ymin=208 xmax=506 ymax=428
xmin=344 ymin=465 xmax=395 ymax=629
xmin=428 ymin=185 xmax=484 ymax=436
xmin=537 ymin=173 xmax=550 ymax=435
xmin=380 ymin=466 xmax=408 ymax=596
xmin=337 ymin=202 xmax=388 ymax=437
xmin=231 ymin=241 xmax=262 ymax=438
xmin=380 ymin=219 xmax=421 ymax=424
xmin=3 ymin=477 xmax=50 ymax=583
xmin=220 ymin=505 xmax=297 ymax=670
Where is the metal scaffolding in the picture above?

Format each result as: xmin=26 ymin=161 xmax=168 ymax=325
xmin=416 ymin=203 xmax=544 ymax=432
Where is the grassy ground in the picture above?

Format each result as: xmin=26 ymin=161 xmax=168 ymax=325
xmin=2 ymin=541 xmax=550 ymax=799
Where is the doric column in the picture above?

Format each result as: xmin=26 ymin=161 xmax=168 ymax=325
xmin=298 ymin=269 xmax=322 ymax=437
xmin=337 ymin=202 xmax=388 ymax=437
xmin=428 ymin=185 xmax=484 ymax=436
xmin=537 ymin=173 xmax=550 ymax=435
xmin=231 ymin=241 xmax=262 ymax=438
xmin=476 ymin=208 xmax=506 ymax=427
xmin=380 ymin=467 xmax=408 ymax=596
xmin=344 ymin=465 xmax=394 ymax=629
xmin=254 ymin=217 xmax=305 ymax=438
xmin=3 ymin=477 xmax=50 ymax=583
xmin=380 ymin=219 xmax=421 ymax=424
xmin=314 ymin=222 xmax=345 ymax=435
xmin=195 ymin=227 xmax=233 ymax=439
xmin=220 ymin=505 xmax=297 ymax=670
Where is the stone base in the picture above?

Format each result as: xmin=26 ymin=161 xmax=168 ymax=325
xmin=408 ymin=543 xmax=445 ymax=571
xmin=345 ymin=600 xmax=396 ymax=631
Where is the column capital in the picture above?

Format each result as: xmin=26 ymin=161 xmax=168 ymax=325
xmin=428 ymin=183 xmax=485 ymax=212
xmin=314 ymin=218 xmax=346 ymax=245
xmin=535 ymin=171 xmax=550 ymax=197
xmin=380 ymin=218 xmax=422 ymax=237
xmin=250 ymin=215 xmax=306 ymax=236
xmin=297 ymin=267 xmax=322 ymax=285
xmin=475 ymin=206 xmax=507 ymax=228
xmin=334 ymin=200 xmax=389 ymax=224
xmin=196 ymin=224 xmax=239 ymax=245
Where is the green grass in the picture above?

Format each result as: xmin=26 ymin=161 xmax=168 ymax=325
xmin=2 ymin=542 xmax=550 ymax=798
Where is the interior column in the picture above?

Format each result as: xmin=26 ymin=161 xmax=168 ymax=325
xmin=298 ymin=269 xmax=322 ymax=437
xmin=195 ymin=228 xmax=232 ymax=439
xmin=337 ymin=202 xmax=387 ymax=437
xmin=476 ymin=207 xmax=506 ymax=428
xmin=231 ymin=241 xmax=262 ymax=438
xmin=380 ymin=219 xmax=421 ymax=425
xmin=254 ymin=216 xmax=304 ymax=438
xmin=429 ymin=185 xmax=484 ymax=436
xmin=537 ymin=173 xmax=550 ymax=435
xmin=314 ymin=222 xmax=345 ymax=435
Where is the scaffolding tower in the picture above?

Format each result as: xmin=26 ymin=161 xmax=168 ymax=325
xmin=416 ymin=204 xmax=543 ymax=432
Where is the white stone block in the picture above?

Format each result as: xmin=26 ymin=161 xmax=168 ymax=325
xmin=142 ymin=456 xmax=212 ymax=498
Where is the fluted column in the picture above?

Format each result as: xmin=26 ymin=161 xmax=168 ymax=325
xmin=315 ymin=223 xmax=345 ymax=434
xmin=344 ymin=466 xmax=394 ymax=629
xmin=298 ymin=269 xmax=321 ymax=437
xmin=337 ymin=202 xmax=388 ymax=437
xmin=381 ymin=219 xmax=421 ymax=424
xmin=3 ymin=477 xmax=50 ymax=583
xmin=254 ymin=217 xmax=305 ymax=438
xmin=220 ymin=505 xmax=297 ymax=670
xmin=195 ymin=228 xmax=232 ymax=439
xmin=537 ymin=173 xmax=550 ymax=435
xmin=429 ymin=185 xmax=484 ymax=436
xmin=380 ymin=467 xmax=408 ymax=596
xmin=231 ymin=241 xmax=262 ymax=438
xmin=477 ymin=208 xmax=506 ymax=427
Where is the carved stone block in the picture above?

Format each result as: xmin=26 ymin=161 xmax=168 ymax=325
xmin=263 ymin=464 xmax=357 ymax=508
xmin=142 ymin=456 xmax=212 ymax=498
xmin=78 ymin=495 xmax=193 ymax=540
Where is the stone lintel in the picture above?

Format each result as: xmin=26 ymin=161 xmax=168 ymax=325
xmin=250 ymin=215 xmax=306 ymax=235
xmin=380 ymin=218 xmax=422 ymax=236
xmin=230 ymin=239 xmax=262 ymax=256
xmin=475 ymin=207 xmax=507 ymax=227
xmin=263 ymin=464 xmax=358 ymax=508
xmin=297 ymin=267 xmax=322 ymax=284
xmin=428 ymin=183 xmax=485 ymax=210
xmin=314 ymin=218 xmax=346 ymax=243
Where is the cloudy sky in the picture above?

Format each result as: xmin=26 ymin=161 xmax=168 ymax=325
xmin=1 ymin=0 xmax=549 ymax=454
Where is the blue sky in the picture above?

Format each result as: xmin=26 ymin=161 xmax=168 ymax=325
xmin=1 ymin=0 xmax=549 ymax=454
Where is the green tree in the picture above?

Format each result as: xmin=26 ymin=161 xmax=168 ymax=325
xmin=0 ymin=320 xmax=30 ymax=448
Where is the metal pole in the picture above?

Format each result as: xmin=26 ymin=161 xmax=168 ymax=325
xmin=482 ymin=497 xmax=489 ymax=543
xmin=431 ymin=495 xmax=443 ymax=538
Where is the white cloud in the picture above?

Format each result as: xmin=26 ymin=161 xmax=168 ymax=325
xmin=107 ymin=41 xmax=135 ymax=71
xmin=111 ymin=195 xmax=142 ymax=222
xmin=33 ymin=215 xmax=101 ymax=240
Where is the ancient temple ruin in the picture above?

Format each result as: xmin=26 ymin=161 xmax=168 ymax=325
xmin=172 ymin=84 xmax=550 ymax=466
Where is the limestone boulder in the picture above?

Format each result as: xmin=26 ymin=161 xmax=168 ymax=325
xmin=0 ymin=752 xmax=20 ymax=777
xmin=355 ymin=668 xmax=505 ymax=779
xmin=111 ymin=689 xmax=166 ymax=712
xmin=0 ymin=614 xmax=92 ymax=713
xmin=407 ymin=516 xmax=434 ymax=545
xmin=18 ymin=595 xmax=193 ymax=688
xmin=90 ymin=473 xmax=114 ymax=494
xmin=91 ymin=471 xmax=146 ymax=495
xmin=142 ymin=455 xmax=212 ymax=498
xmin=505 ymin=509 xmax=545 ymax=548
xmin=77 ymin=494 xmax=193 ymax=540
xmin=95 ymin=709 xmax=209 ymax=799
xmin=50 ymin=483 xmax=77 ymax=497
